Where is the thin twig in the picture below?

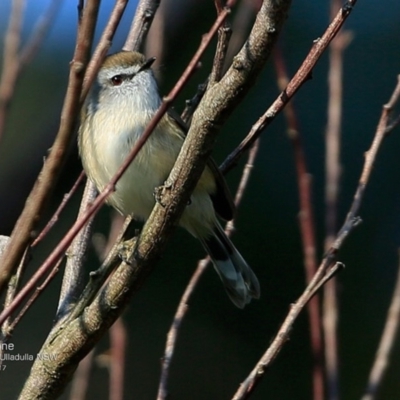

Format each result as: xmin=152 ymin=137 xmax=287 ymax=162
xmin=180 ymin=79 xmax=208 ymax=125
xmin=6 ymin=257 xmax=63 ymax=337
xmin=334 ymin=77 xmax=400 ymax=246
xmin=210 ymin=25 xmax=232 ymax=86
xmin=323 ymin=1 xmax=352 ymax=397
xmin=0 ymin=254 xmax=61 ymax=367
xmin=231 ymin=262 xmax=344 ymax=400
xmin=385 ymin=114 xmax=400 ymax=133
xmin=157 ymin=139 xmax=260 ymax=400
xmin=123 ymin=0 xmax=161 ymax=52
xmin=273 ymin=47 xmax=323 ymax=400
xmin=77 ymin=0 xmax=84 ymax=21
xmin=325 ymin=2 xmax=352 ymax=250
xmin=1 ymin=248 xmax=30 ymax=338
xmin=220 ymin=0 xmax=358 ymax=175
xmin=224 ymin=0 xmax=258 ymax=69
xmin=31 ymin=171 xmax=86 ymax=248
xmin=92 ymin=213 xmax=126 ymax=262
xmin=0 ymin=0 xmax=63 ymax=143
xmin=144 ymin=0 xmax=166 ymax=72
xmin=231 ymin=140 xmax=260 ymax=213
xmin=214 ymin=0 xmax=224 ymax=14
xmin=231 ymin=73 xmax=400 ymax=400
xmin=0 ymin=246 xmax=29 ymax=367
xmin=361 ymin=251 xmax=400 ymax=400
xmin=109 ymin=318 xmax=127 ymax=400
xmin=69 ymin=350 xmax=95 ymax=400
xmin=19 ymin=0 xmax=63 ymax=66
xmin=0 ymin=0 xmax=25 ymax=142
xmin=209 ymin=2 xmax=232 ymax=85
xmin=156 ymin=258 xmax=208 ymax=400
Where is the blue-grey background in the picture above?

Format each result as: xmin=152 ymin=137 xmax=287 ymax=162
xmin=0 ymin=0 xmax=400 ymax=399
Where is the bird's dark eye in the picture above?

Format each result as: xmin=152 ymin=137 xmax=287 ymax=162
xmin=111 ymin=75 xmax=123 ymax=86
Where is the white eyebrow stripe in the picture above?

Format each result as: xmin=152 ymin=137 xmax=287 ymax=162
xmin=104 ymin=65 xmax=140 ymax=79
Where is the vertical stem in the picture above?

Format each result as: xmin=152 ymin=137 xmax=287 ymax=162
xmin=274 ymin=48 xmax=324 ymax=400
xmin=0 ymin=0 xmax=25 ymax=142
xmin=323 ymin=1 xmax=351 ymax=398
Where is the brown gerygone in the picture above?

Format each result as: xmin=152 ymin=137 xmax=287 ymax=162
xmin=78 ymin=51 xmax=260 ymax=308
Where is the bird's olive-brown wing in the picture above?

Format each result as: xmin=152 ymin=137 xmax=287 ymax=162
xmin=167 ymin=108 xmax=235 ymax=221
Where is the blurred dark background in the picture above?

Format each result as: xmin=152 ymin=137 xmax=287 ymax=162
xmin=0 ymin=0 xmax=400 ymax=399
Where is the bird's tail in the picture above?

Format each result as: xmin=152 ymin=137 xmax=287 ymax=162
xmin=201 ymin=222 xmax=260 ymax=308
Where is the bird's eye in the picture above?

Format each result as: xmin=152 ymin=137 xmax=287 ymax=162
xmin=111 ymin=75 xmax=123 ymax=86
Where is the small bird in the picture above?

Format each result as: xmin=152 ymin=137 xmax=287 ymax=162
xmin=78 ymin=51 xmax=260 ymax=308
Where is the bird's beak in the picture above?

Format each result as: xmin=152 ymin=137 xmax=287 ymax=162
xmin=139 ymin=57 xmax=156 ymax=72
